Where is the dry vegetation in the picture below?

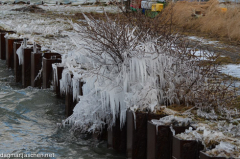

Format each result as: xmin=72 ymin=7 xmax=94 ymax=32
xmin=160 ymin=0 xmax=240 ymax=43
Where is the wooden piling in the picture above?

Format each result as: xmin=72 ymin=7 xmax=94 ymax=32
xmin=22 ymin=47 xmax=33 ymax=88
xmin=31 ymin=51 xmax=43 ymax=88
xmin=65 ymin=79 xmax=83 ymax=117
xmin=6 ymin=38 xmax=23 ymax=68
xmin=13 ymin=42 xmax=22 ymax=83
xmin=127 ymin=110 xmax=165 ymax=159
xmin=53 ymin=65 xmax=64 ymax=97
xmin=97 ymin=125 xmax=108 ymax=141
xmin=65 ymin=89 xmax=75 ymax=117
xmin=42 ymin=53 xmax=61 ymax=89
xmin=43 ymin=53 xmax=61 ymax=60
xmin=0 ymin=32 xmax=7 ymax=60
xmin=172 ymin=136 xmax=204 ymax=159
xmin=107 ymin=117 xmax=127 ymax=154
xmin=0 ymin=31 xmax=15 ymax=60
xmin=147 ymin=122 xmax=189 ymax=159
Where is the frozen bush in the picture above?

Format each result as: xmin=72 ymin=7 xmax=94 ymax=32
xmin=62 ymin=13 xmax=237 ymax=133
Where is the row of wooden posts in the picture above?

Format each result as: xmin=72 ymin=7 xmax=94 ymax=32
xmin=0 ymin=30 xmax=224 ymax=159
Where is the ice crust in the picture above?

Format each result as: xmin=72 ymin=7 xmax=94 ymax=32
xmin=4 ymin=33 xmax=23 ymax=39
xmin=60 ymin=68 xmax=72 ymax=95
xmin=151 ymin=115 xmax=192 ymax=135
xmin=151 ymin=115 xmax=192 ymax=127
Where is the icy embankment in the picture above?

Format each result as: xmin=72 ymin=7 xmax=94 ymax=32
xmin=39 ymin=5 xmax=122 ymax=14
xmin=0 ymin=4 xmax=121 ymax=51
xmin=0 ymin=6 xmax=76 ymax=53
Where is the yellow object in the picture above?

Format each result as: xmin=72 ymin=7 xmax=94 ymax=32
xmin=220 ymin=8 xmax=227 ymax=13
xmin=151 ymin=3 xmax=164 ymax=12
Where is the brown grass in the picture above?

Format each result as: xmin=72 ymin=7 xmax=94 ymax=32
xmin=161 ymin=0 xmax=240 ymax=43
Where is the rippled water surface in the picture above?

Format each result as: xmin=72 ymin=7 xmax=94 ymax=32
xmin=0 ymin=60 xmax=124 ymax=159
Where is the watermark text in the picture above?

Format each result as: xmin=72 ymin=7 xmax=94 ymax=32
xmin=0 ymin=153 xmax=55 ymax=158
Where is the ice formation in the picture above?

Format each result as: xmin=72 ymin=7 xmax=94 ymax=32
xmin=60 ymin=68 xmax=72 ymax=95
xmin=150 ymin=115 xmax=192 ymax=135
xmin=197 ymin=108 xmax=218 ymax=119
xmin=4 ymin=33 xmax=23 ymax=39
xmin=16 ymin=45 xmax=24 ymax=65
xmin=52 ymin=63 xmax=65 ymax=88
xmin=151 ymin=115 xmax=192 ymax=127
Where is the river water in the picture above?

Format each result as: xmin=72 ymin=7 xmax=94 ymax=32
xmin=0 ymin=60 xmax=124 ymax=159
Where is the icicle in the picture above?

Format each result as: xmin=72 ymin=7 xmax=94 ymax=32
xmin=33 ymin=42 xmax=37 ymax=53
xmin=72 ymin=77 xmax=80 ymax=102
xmin=16 ymin=44 xmax=23 ymax=65
xmin=23 ymin=38 xmax=27 ymax=48
xmin=170 ymin=124 xmax=175 ymax=136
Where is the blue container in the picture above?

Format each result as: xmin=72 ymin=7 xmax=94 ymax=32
xmin=142 ymin=8 xmax=146 ymax=14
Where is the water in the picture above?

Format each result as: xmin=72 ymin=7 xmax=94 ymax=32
xmin=0 ymin=60 xmax=125 ymax=159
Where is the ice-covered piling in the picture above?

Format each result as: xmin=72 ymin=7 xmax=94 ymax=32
xmin=13 ymin=42 xmax=22 ymax=83
xmin=147 ymin=115 xmax=192 ymax=159
xmin=30 ymin=48 xmax=43 ymax=88
xmin=64 ymin=72 xmax=75 ymax=116
xmin=61 ymin=73 xmax=83 ymax=117
xmin=31 ymin=52 xmax=42 ymax=87
xmin=52 ymin=64 xmax=64 ymax=97
xmin=42 ymin=53 xmax=61 ymax=89
xmin=65 ymin=88 xmax=76 ymax=117
xmin=108 ymin=116 xmax=127 ymax=154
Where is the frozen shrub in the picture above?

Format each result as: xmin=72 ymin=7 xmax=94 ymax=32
xmin=62 ymin=12 xmax=238 ymax=133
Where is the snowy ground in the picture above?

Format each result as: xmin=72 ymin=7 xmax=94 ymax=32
xmin=221 ymin=64 xmax=240 ymax=79
xmin=0 ymin=4 xmax=121 ymax=53
xmin=187 ymin=36 xmax=220 ymax=46
xmin=186 ymin=34 xmax=240 ymax=90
